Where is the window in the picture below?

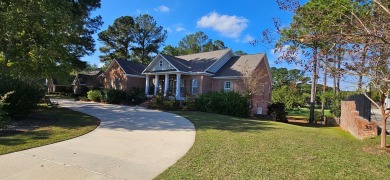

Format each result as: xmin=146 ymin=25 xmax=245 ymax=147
xmin=259 ymin=83 xmax=265 ymax=95
xmin=115 ymin=78 xmax=121 ymax=90
xmin=159 ymin=60 xmax=163 ymax=67
xmin=224 ymin=81 xmax=232 ymax=92
xmin=192 ymin=79 xmax=198 ymax=95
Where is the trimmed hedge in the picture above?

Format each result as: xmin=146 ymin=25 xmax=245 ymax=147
xmin=194 ymin=91 xmax=251 ymax=117
xmin=104 ymin=89 xmax=126 ymax=104
xmin=149 ymin=95 xmax=180 ymax=111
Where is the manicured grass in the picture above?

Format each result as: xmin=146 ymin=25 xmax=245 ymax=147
xmin=156 ymin=111 xmax=390 ymax=179
xmin=287 ymin=108 xmax=331 ymax=119
xmin=0 ymin=106 xmax=99 ymax=155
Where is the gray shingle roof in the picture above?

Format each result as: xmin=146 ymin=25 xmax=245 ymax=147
xmin=160 ymin=54 xmax=191 ymax=72
xmin=215 ymin=53 xmax=265 ymax=77
xmin=157 ymin=49 xmax=230 ymax=72
xmin=176 ymin=49 xmax=230 ymax=72
xmin=116 ymin=60 xmax=147 ymax=75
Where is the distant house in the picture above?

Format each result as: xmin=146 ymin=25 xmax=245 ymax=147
xmin=46 ymin=77 xmax=74 ymax=94
xmin=103 ymin=49 xmax=272 ymax=115
xmin=102 ymin=60 xmax=147 ymax=91
xmin=72 ymin=70 xmax=103 ymax=95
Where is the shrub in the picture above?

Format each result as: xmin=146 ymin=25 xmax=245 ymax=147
xmin=195 ymin=91 xmax=250 ymax=117
xmin=183 ymin=97 xmax=197 ymax=111
xmin=149 ymin=95 xmax=180 ymax=110
xmin=87 ymin=90 xmax=102 ymax=102
xmin=0 ymin=91 xmax=13 ymax=128
xmin=127 ymin=87 xmax=146 ymax=105
xmin=268 ymin=102 xmax=288 ymax=122
xmin=104 ymin=89 xmax=126 ymax=104
xmin=0 ymin=76 xmax=45 ymax=117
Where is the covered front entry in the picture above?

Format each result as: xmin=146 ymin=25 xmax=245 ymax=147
xmin=145 ymin=73 xmax=186 ymax=100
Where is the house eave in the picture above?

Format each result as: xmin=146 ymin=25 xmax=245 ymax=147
xmin=212 ymin=76 xmax=242 ymax=79
xmin=125 ymin=74 xmax=146 ymax=78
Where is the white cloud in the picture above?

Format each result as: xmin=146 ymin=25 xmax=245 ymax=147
xmin=197 ymin=12 xmax=248 ymax=38
xmin=176 ymin=27 xmax=185 ymax=32
xmin=243 ymin=34 xmax=254 ymax=43
xmin=166 ymin=27 xmax=172 ymax=33
xmin=171 ymin=24 xmax=186 ymax=32
xmin=154 ymin=5 xmax=170 ymax=13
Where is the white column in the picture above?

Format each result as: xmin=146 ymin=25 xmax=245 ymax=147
xmin=164 ymin=74 xmax=169 ymax=96
xmin=145 ymin=75 xmax=150 ymax=95
xmin=175 ymin=73 xmax=181 ymax=100
xmin=154 ymin=75 xmax=159 ymax=95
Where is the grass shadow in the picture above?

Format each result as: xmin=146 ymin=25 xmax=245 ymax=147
xmin=0 ymin=130 xmax=51 ymax=146
xmin=287 ymin=120 xmax=338 ymax=128
xmin=173 ymin=111 xmax=277 ymax=132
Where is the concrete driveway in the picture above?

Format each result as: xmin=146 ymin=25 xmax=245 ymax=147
xmin=0 ymin=99 xmax=195 ymax=180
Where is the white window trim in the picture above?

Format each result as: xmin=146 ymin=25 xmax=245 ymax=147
xmin=224 ymin=81 xmax=232 ymax=92
xmin=192 ymin=79 xmax=198 ymax=95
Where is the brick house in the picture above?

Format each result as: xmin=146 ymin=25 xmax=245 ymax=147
xmin=102 ymin=60 xmax=147 ymax=91
xmin=143 ymin=49 xmax=272 ymax=114
xmin=103 ymin=49 xmax=272 ymax=114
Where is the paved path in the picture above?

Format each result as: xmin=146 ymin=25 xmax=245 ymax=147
xmin=371 ymin=108 xmax=390 ymax=134
xmin=0 ymin=99 xmax=195 ymax=180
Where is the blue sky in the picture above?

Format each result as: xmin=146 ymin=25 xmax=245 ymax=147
xmin=82 ymin=0 xmax=302 ymax=68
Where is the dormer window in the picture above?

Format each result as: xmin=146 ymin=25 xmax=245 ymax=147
xmin=159 ymin=60 xmax=163 ymax=67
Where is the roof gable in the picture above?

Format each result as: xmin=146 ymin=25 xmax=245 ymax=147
xmin=143 ymin=54 xmax=180 ymax=73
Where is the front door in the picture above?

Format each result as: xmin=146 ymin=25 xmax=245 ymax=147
xmin=169 ymin=77 xmax=175 ymax=96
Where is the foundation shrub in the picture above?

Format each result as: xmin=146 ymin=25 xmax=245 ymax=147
xmin=195 ymin=91 xmax=250 ymax=117
xmin=87 ymin=90 xmax=102 ymax=102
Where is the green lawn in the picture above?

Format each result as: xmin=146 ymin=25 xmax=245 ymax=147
xmin=287 ymin=108 xmax=331 ymax=119
xmin=0 ymin=106 xmax=99 ymax=155
xmin=156 ymin=111 xmax=390 ymax=179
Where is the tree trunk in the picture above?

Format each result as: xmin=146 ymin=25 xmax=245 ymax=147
xmin=321 ymin=54 xmax=328 ymax=121
xmin=381 ymin=115 xmax=387 ymax=148
xmin=358 ymin=75 xmax=363 ymax=90
xmin=336 ymin=45 xmax=342 ymax=94
xmin=358 ymin=44 xmax=368 ymax=91
xmin=309 ymin=45 xmax=318 ymax=124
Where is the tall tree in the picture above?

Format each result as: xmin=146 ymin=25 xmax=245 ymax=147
xmin=177 ymin=31 xmax=228 ymax=55
xmin=274 ymin=0 xmax=351 ymax=123
xmin=98 ymin=16 xmax=135 ymax=62
xmin=234 ymin=50 xmax=248 ymax=56
xmin=132 ymin=14 xmax=167 ymax=64
xmin=178 ymin=31 xmax=209 ymax=54
xmin=162 ymin=45 xmax=180 ymax=56
xmin=0 ymin=0 xmax=102 ymax=79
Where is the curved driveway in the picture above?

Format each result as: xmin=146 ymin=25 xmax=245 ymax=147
xmin=0 ymin=99 xmax=195 ymax=180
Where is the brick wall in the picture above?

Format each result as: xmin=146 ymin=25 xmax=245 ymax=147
xmin=126 ymin=76 xmax=145 ymax=90
xmin=103 ymin=62 xmax=127 ymax=90
xmin=340 ymin=101 xmax=377 ymax=139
